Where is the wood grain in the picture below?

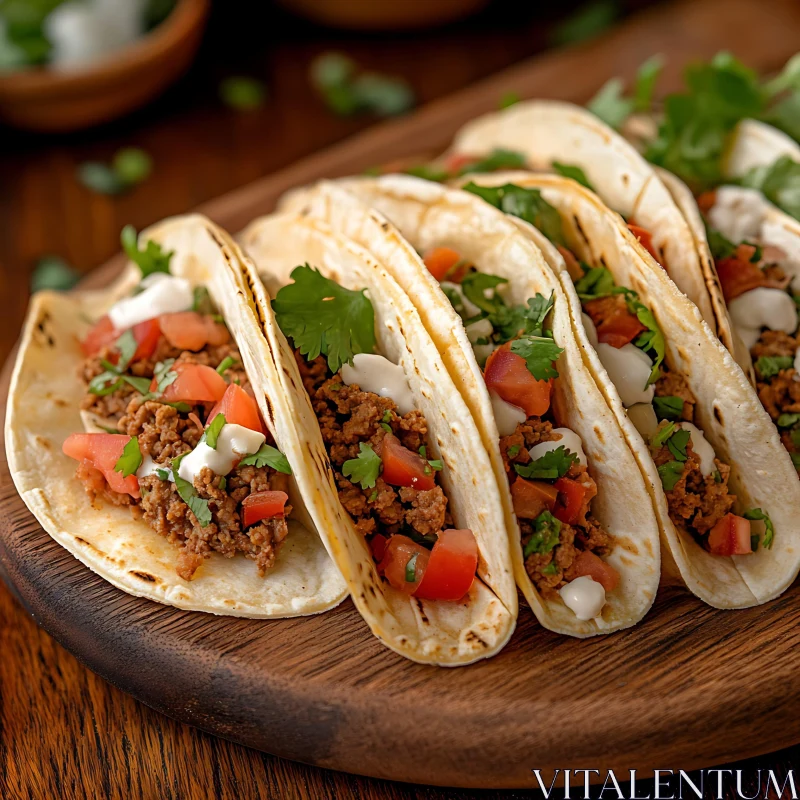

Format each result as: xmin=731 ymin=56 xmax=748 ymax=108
xmin=2 ymin=0 xmax=800 ymax=795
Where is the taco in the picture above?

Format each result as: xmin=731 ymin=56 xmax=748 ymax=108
xmin=277 ymin=178 xmax=662 ymax=635
xmin=445 ymin=171 xmax=800 ymax=609
xmin=5 ymin=214 xmax=347 ymax=617
xmin=239 ymin=212 xmax=517 ymax=664
xmin=445 ymin=99 xmax=751 ymax=372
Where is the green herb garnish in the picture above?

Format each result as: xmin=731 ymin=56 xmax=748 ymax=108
xmin=657 ymin=460 xmax=684 ymax=491
xmin=239 ymin=444 xmax=293 ymax=474
xmin=744 ymin=508 xmax=775 ymax=549
xmin=551 ymin=162 xmax=594 ymax=190
xmin=216 ymin=356 xmax=237 ymax=375
xmin=114 ymin=436 xmax=142 ymax=478
xmin=653 ymin=395 xmax=684 ymax=421
xmin=457 ymin=148 xmax=526 ymax=175
xmin=522 ymin=511 xmax=562 ymax=557
xmin=219 ymin=76 xmax=266 ymax=110
xmin=756 ymin=356 xmax=794 ymax=381
xmin=203 ymin=414 xmax=226 ymax=450
xmin=342 ymin=443 xmax=381 ymax=490
xmin=121 ymin=225 xmax=173 ymax=278
xmin=514 ymin=446 xmax=578 ymax=480
xmin=173 ymin=473 xmax=212 ymax=528
xmin=510 ymin=335 xmax=563 ymax=381
xmin=405 ymin=553 xmax=419 ymax=583
xmin=31 ymin=256 xmax=80 ymax=293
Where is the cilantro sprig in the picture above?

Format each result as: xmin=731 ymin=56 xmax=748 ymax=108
xmin=551 ymin=162 xmax=594 ymax=190
xmin=272 ymin=265 xmax=376 ymax=373
xmin=522 ymin=511 xmax=562 ymax=558
xmin=744 ymin=508 xmax=775 ymax=550
xmin=88 ymin=329 xmax=152 ymax=397
xmin=239 ymin=444 xmax=293 ymax=474
xmin=756 ymin=356 xmax=793 ymax=381
xmin=738 ymin=156 xmax=800 ymax=222
xmin=114 ymin=436 xmax=142 ymax=478
xmin=510 ymin=336 xmax=563 ymax=381
xmin=203 ymin=414 xmax=226 ymax=450
xmin=342 ymin=443 xmax=382 ymax=490
xmin=514 ymin=446 xmax=578 ymax=480
xmin=121 ymin=226 xmax=173 ymax=278
xmin=653 ymin=395 xmax=684 ymax=421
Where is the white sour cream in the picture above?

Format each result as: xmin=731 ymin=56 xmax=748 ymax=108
xmin=473 ymin=342 xmax=497 ymax=368
xmin=728 ymin=287 xmax=798 ymax=350
xmin=595 ymin=343 xmax=655 ymax=407
xmin=440 ymin=281 xmax=481 ymax=318
xmin=465 ymin=317 xmax=493 ymax=344
xmin=582 ymin=312 xmax=598 ymax=348
xmin=678 ymin=422 xmax=716 ymax=477
xmin=528 ymin=427 xmax=587 ymax=466
xmin=559 ymin=576 xmax=606 ymax=621
xmin=490 ymin=390 xmax=526 ymax=437
xmin=341 ymin=353 xmax=415 ymax=416
xmin=708 ymin=186 xmax=770 ymax=244
xmin=136 ymin=453 xmax=173 ymax=481
xmin=628 ymin=403 xmax=659 ymax=440
xmin=108 ymin=273 xmax=194 ymax=330
xmin=178 ymin=424 xmax=266 ymax=484
xmin=762 ymin=220 xmax=800 ymax=288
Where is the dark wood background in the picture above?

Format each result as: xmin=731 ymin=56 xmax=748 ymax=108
xmin=2 ymin=0 xmax=799 ymax=796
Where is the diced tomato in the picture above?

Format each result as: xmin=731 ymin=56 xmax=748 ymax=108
xmin=379 ymin=433 xmax=435 ymax=491
xmin=370 ymin=533 xmax=389 ymax=562
xmin=627 ymin=223 xmax=660 ymax=263
xmin=415 ymin=529 xmax=478 ymax=601
xmin=62 ymin=433 xmax=140 ymax=498
xmin=81 ymin=315 xmax=117 ymax=357
xmin=154 ymin=362 xmax=228 ymax=404
xmin=569 ymin=550 xmax=620 ymax=592
xmin=511 ymin=478 xmax=558 ymax=520
xmin=484 ymin=343 xmax=552 ymax=417
xmin=696 ymin=190 xmax=717 ymax=215
xmin=207 ymin=383 xmax=263 ymax=433
xmin=553 ymin=477 xmax=588 ymax=525
xmin=158 ymin=311 xmax=229 ymax=352
xmin=241 ymin=491 xmax=288 ymax=527
xmin=556 ymin=245 xmax=582 ymax=279
xmin=423 ymin=247 xmax=466 ymax=283
xmin=708 ymin=513 xmax=752 ymax=556
xmin=715 ymin=254 xmax=768 ymax=302
xmin=130 ymin=318 xmax=161 ymax=361
xmin=378 ymin=535 xmax=430 ymax=595
xmin=583 ymin=298 xmax=646 ymax=349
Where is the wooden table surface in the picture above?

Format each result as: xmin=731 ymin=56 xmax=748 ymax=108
xmin=2 ymin=0 xmax=799 ymax=796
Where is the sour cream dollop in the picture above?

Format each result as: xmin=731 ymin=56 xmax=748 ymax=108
xmin=137 ymin=453 xmax=171 ymax=481
xmin=628 ymin=403 xmax=659 ymax=440
xmin=559 ymin=576 xmax=606 ymax=621
xmin=528 ymin=428 xmax=587 ymax=467
xmin=178 ymin=424 xmax=266 ymax=484
xmin=341 ymin=353 xmax=415 ymax=416
xmin=465 ymin=317 xmax=493 ymax=344
xmin=596 ymin=343 xmax=655 ymax=407
xmin=108 ymin=273 xmax=194 ymax=330
xmin=490 ymin=390 xmax=526 ymax=437
xmin=728 ymin=287 xmax=798 ymax=350
xmin=762 ymin=219 xmax=800 ymax=289
xmin=678 ymin=422 xmax=716 ymax=477
xmin=708 ymin=186 xmax=770 ymax=244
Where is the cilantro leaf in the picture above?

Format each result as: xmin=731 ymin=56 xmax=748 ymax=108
xmin=405 ymin=529 xmax=438 ymax=549
xmin=114 ymin=436 xmax=142 ymax=478
xmin=666 ymin=428 xmax=691 ymax=462
xmin=657 ymin=460 xmax=684 ymax=491
xmin=405 ymin=552 xmax=420 ymax=582
xmin=114 ymin=329 xmax=138 ymax=372
xmin=507 ymin=444 xmax=521 ymax=458
xmin=514 ymin=446 xmax=577 ymax=480
xmin=738 ymin=156 xmax=800 ymax=222
xmin=404 ymin=164 xmax=449 ymax=183
xmin=192 ymin=286 xmax=216 ymax=315
xmin=457 ymin=148 xmax=526 ymax=176
xmin=120 ymin=226 xmax=173 ymax=278
xmin=633 ymin=54 xmax=664 ymax=112
xmin=459 ymin=271 xmax=508 ymax=315
xmin=756 ymin=355 xmax=793 ymax=381
xmin=653 ymin=395 xmax=684 ymax=421
xmin=652 ymin=421 xmax=677 ymax=448
xmin=587 ymin=78 xmax=633 ymax=130
xmin=574 ymin=266 xmax=620 ymax=300
xmin=522 ymin=511 xmax=562 ymax=557
xmin=777 ymin=413 xmax=800 ymax=428
xmin=216 ymin=356 xmax=237 ymax=375
xmin=203 ymin=414 xmax=226 ymax=450
xmin=744 ymin=508 xmax=775 ymax=550
xmin=510 ymin=335 xmax=563 ymax=381
xmin=239 ymin=444 xmax=293 ymax=474
xmin=705 ymin=224 xmax=737 ymax=261
xmin=627 ymin=296 xmax=665 ymax=384
xmin=499 ymin=91 xmax=521 ymax=110
xmin=551 ymin=162 xmax=594 ymax=190
xmin=156 ymin=468 xmax=170 ymax=481
xmin=541 ymin=562 xmax=559 ymax=576
xmin=792 ymin=453 xmax=800 ymax=471
xmin=463 ymin=182 xmax=565 ymax=246
xmin=173 ymin=473 xmax=212 ymax=528
xmin=152 ymin=359 xmax=178 ymax=396
xmin=272 ymin=265 xmax=375 ymax=373
xmin=342 ymin=443 xmax=381 ymax=490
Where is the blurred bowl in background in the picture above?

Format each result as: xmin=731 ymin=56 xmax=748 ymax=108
xmin=0 ymin=0 xmax=209 ymax=133
xmin=278 ymin=0 xmax=489 ymax=30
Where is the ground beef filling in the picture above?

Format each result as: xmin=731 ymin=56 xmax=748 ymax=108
xmin=74 ymin=334 xmax=288 ymax=580
xmin=655 ymin=366 xmax=696 ymax=422
xmin=500 ymin=418 xmax=613 ymax=600
xmin=296 ymin=352 xmax=450 ymax=539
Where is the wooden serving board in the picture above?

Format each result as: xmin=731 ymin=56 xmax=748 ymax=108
xmin=3 ymin=0 xmax=800 ymax=789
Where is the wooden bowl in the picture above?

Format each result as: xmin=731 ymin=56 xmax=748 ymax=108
xmin=0 ymin=0 xmax=210 ymax=133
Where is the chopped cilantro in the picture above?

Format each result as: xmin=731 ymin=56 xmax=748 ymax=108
xmin=403 ymin=164 xmax=450 ymax=183
xmin=114 ymin=329 xmax=138 ymax=372
xmin=173 ymin=473 xmax=212 ymax=528
xmin=514 ymin=446 xmax=577 ymax=480
xmin=31 ymin=256 xmax=80 ymax=293
xmin=381 ymin=410 xmax=392 ymax=423
xmin=756 ymin=356 xmax=793 ymax=381
xmin=627 ymin=296 xmax=665 ymax=385
xmin=368 ymin=490 xmax=378 ymax=502
xmin=405 ymin=553 xmax=419 ymax=583
xmin=587 ymin=78 xmax=633 ymax=130
xmin=633 ymin=55 xmax=664 ymax=112
xmin=712 ymin=469 xmax=722 ymax=483
xmin=521 ymin=292 xmax=555 ymax=338
xmin=155 ymin=468 xmax=170 ymax=481
xmin=428 ymin=459 xmax=443 ymax=472
xmin=657 ymin=460 xmax=684 ymax=491
xmin=507 ymin=444 xmax=521 ymax=459
xmin=216 ymin=356 xmax=237 ymax=375
xmin=666 ymin=428 xmax=691 ymax=462
xmin=405 ymin=529 xmax=438 ymax=549
xmin=459 ymin=271 xmax=508 ymax=315
xmin=380 ymin=423 xmax=392 ymax=433
xmin=653 ymin=395 xmax=684 ymax=421
xmin=705 ymin=225 xmax=737 ymax=261
xmin=777 ymin=413 xmax=800 ymax=428
xmin=574 ymin=266 xmax=620 ymax=300
xmin=652 ymin=421 xmax=677 ymax=448
xmin=510 ymin=335 xmax=563 ymax=381
xmin=239 ymin=444 xmax=293 ymax=474
xmin=522 ymin=511 xmax=562 ymax=557
xmin=499 ymin=91 xmax=521 ymax=109
xmin=272 ymin=265 xmax=375 ymax=373
xmin=193 ymin=286 xmax=216 ymax=315
xmin=744 ymin=508 xmax=775 ymax=549
xmin=219 ymin=477 xmax=227 ymax=491
xmin=120 ymin=226 xmax=173 ymax=278
xmin=792 ymin=453 xmax=800 ymax=470
xmin=342 ymin=443 xmax=381 ymax=490
xmin=738 ymin=156 xmax=800 ymax=221
xmin=114 ymin=436 xmax=142 ymax=478
xmin=152 ymin=359 xmax=178 ymax=395
xmin=203 ymin=414 xmax=226 ymax=450
xmin=551 ymin=162 xmax=594 ymax=190
xmin=457 ymin=148 xmax=526 ymax=176
xmin=219 ymin=76 xmax=266 ymax=110
xmin=463 ymin=182 xmax=565 ymax=246
xmin=112 ymin=148 xmax=152 ymax=186
xmin=541 ymin=562 xmax=559 ymax=576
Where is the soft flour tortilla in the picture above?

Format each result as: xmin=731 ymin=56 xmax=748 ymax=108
xmin=448 ymin=99 xmax=746 ymax=371
xmin=458 ymin=172 xmax=800 ymax=608
xmin=279 ymin=177 xmax=661 ymax=635
xmin=5 ymin=214 xmax=347 ymax=617
xmin=239 ymin=212 xmax=517 ymax=664
xmin=724 ymin=118 xmax=800 ymax=178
